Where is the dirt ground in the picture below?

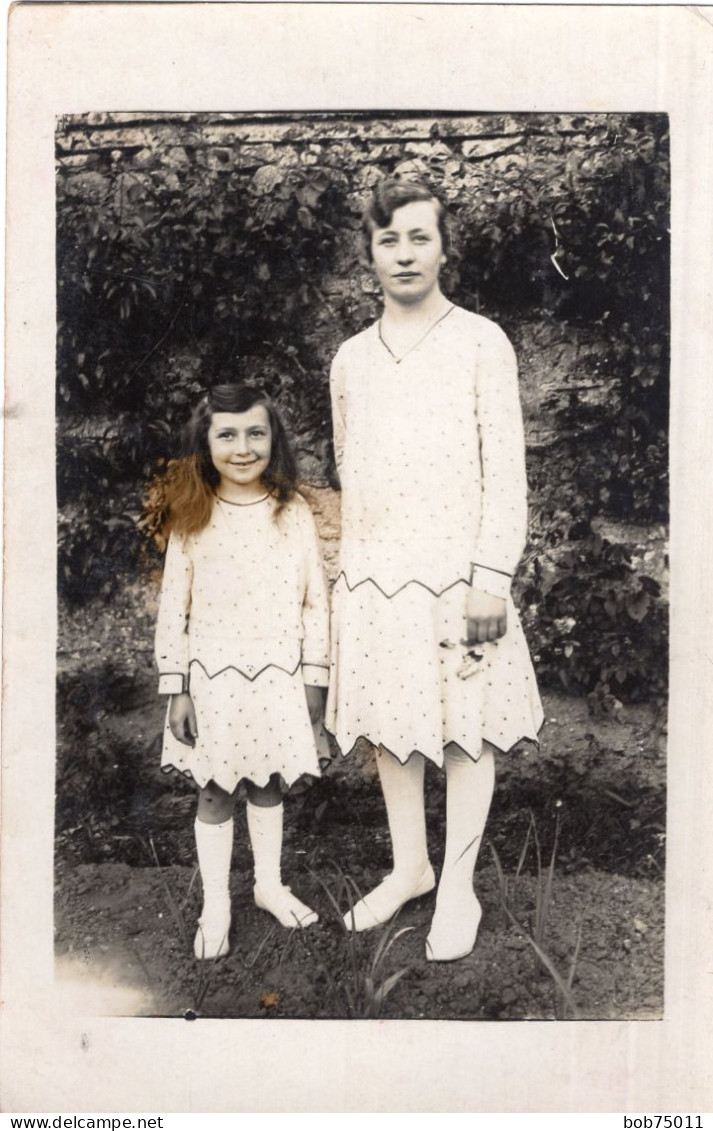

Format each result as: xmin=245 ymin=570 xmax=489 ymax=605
xmin=55 ymin=682 xmax=665 ymax=1021
xmin=55 ymin=486 xmax=666 ymax=1021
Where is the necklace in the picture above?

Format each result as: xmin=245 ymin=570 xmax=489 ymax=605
xmin=216 ymin=491 xmax=271 ymax=507
xmin=214 ymin=492 xmax=271 ymax=532
xmin=378 ymin=303 xmax=455 ymax=364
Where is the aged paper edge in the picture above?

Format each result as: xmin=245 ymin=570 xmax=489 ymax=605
xmin=3 ymin=1 xmax=713 ymax=1114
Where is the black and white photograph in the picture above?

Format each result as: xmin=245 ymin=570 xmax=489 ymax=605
xmin=3 ymin=2 xmax=713 ymax=1115
xmin=53 ymin=109 xmax=669 ymax=1022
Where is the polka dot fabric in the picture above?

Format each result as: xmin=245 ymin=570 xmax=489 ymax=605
xmin=326 ymin=306 xmax=544 ymax=764
xmin=329 ymin=578 xmax=542 ymax=764
xmin=161 ymin=662 xmax=322 ymax=792
xmin=155 ymin=494 xmax=330 ymax=793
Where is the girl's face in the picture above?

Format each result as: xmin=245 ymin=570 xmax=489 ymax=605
xmin=208 ymin=406 xmax=272 ymax=498
xmin=369 ymin=199 xmax=446 ymax=307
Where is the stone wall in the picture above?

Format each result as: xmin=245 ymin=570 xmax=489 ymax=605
xmin=56 ymin=110 xmax=629 ymax=460
xmin=56 ymin=112 xmax=668 ymax=697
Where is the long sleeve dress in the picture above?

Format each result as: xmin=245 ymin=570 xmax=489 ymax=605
xmin=155 ymin=492 xmax=330 ymax=793
xmin=325 ymin=304 xmax=543 ymax=766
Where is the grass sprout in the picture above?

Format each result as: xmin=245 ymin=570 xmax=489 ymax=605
xmin=489 ymin=822 xmax=531 ymax=922
xmin=497 ymin=894 xmax=582 ymax=1020
xmin=190 ymin=929 xmax=230 ymax=1017
xmin=530 ymin=811 xmax=560 ymax=973
xmin=307 ymin=863 xmax=414 ymax=1018
xmin=148 ymin=835 xmax=193 ymax=948
xmin=147 ymin=835 xmax=225 ymax=1017
xmin=489 ymin=816 xmax=582 ymax=1020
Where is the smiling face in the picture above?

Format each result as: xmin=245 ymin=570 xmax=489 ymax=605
xmin=369 ymin=199 xmax=446 ymax=307
xmin=207 ymin=406 xmax=272 ymax=501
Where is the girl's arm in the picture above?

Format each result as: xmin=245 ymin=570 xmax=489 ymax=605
xmin=299 ymin=502 xmax=330 ymax=700
xmin=168 ymin=692 xmax=198 ymax=746
xmin=470 ymin=322 xmax=529 ymax=602
xmin=329 ymin=350 xmax=347 ymax=489
xmin=466 ymin=323 xmax=528 ymax=644
xmin=155 ymin=531 xmax=194 ymax=696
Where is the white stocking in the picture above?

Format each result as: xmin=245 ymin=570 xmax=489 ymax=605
xmin=344 ymin=748 xmax=435 ymax=931
xmin=426 ymin=744 xmax=495 ymax=961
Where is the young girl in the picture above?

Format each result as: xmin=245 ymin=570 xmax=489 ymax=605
xmin=326 ymin=177 xmax=544 ymax=962
xmin=151 ymin=384 xmax=329 ymax=959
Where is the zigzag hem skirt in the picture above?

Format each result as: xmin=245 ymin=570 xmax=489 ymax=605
xmin=160 ymin=661 xmax=324 ymax=793
xmin=325 ymin=573 xmax=544 ymax=766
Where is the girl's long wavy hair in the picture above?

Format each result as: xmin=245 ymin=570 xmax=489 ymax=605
xmin=143 ymin=384 xmax=298 ymax=549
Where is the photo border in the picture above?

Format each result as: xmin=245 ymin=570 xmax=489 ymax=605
xmin=3 ymin=2 xmax=713 ymax=1113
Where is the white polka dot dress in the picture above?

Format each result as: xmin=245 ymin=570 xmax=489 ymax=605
xmin=155 ymin=494 xmax=330 ymax=793
xmin=325 ymin=305 xmax=544 ymax=765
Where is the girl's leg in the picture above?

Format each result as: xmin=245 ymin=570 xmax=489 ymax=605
xmin=425 ymin=741 xmax=495 ymax=961
xmin=194 ymin=781 xmax=236 ymax=960
xmin=246 ymin=774 xmax=318 ymax=929
xmin=345 ymin=747 xmax=435 ymax=932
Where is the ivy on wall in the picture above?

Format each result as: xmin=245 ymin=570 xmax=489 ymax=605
xmin=56 ymin=111 xmax=669 ymax=703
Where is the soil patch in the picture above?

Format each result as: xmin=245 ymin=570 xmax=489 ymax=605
xmin=55 ymin=855 xmax=663 ymax=1021
xmin=55 ymin=690 xmax=665 ymax=1021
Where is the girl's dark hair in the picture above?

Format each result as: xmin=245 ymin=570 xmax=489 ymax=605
xmin=144 ymin=384 xmax=298 ymax=546
xmin=363 ymin=176 xmax=455 ymax=260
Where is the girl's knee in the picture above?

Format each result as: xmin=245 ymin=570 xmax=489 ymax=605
xmin=245 ymin=773 xmax=282 ymax=808
xmin=197 ymin=781 xmax=235 ymax=823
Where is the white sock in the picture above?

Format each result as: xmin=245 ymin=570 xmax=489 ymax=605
xmin=426 ymin=745 xmax=494 ymax=960
xmin=345 ymin=749 xmax=434 ymax=931
xmin=194 ymin=816 xmax=233 ymax=957
xmin=246 ymin=801 xmax=318 ymax=928
xmin=246 ymin=801 xmax=283 ymax=889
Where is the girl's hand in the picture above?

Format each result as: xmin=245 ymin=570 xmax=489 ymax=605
xmin=305 ymin=685 xmax=327 ymax=725
xmin=169 ymin=692 xmax=198 ymax=746
xmin=464 ymin=589 xmax=507 ymax=645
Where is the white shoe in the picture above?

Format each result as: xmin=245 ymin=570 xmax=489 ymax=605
xmin=425 ymin=889 xmax=482 ymax=962
xmin=254 ymin=882 xmax=318 ymax=929
xmin=343 ymin=863 xmax=436 ymax=932
xmin=193 ymin=913 xmax=231 ymax=960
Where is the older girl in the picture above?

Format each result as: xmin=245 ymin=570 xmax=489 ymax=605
xmin=326 ymin=177 xmax=543 ymax=961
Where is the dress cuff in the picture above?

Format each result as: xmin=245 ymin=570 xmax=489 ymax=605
xmin=158 ymin=673 xmax=187 ymax=696
xmin=302 ymin=663 xmax=329 ymax=688
xmin=470 ymin=563 xmax=512 ymax=601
